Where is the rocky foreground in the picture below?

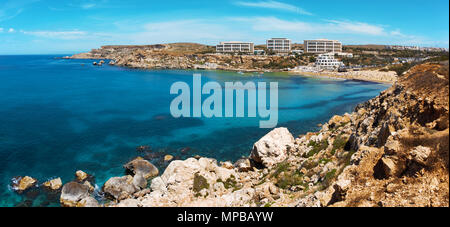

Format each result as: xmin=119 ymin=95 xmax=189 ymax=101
xmin=13 ymin=62 xmax=449 ymax=207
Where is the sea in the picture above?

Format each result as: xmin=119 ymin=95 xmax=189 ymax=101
xmin=0 ymin=55 xmax=390 ymax=206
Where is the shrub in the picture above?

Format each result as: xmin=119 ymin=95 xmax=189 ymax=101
xmin=331 ymin=135 xmax=348 ymax=155
xmin=306 ymin=140 xmax=329 ymax=158
xmin=193 ymin=173 xmax=209 ymax=193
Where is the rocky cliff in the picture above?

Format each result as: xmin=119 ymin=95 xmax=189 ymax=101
xmin=14 ymin=62 xmax=449 ymax=207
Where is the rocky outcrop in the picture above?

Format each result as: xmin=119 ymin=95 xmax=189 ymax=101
xmin=102 ymin=175 xmax=140 ymax=201
xmin=75 ymin=170 xmax=89 ymax=182
xmin=11 ymin=176 xmax=37 ymax=193
xmin=124 ymin=157 xmax=159 ymax=179
xmin=250 ymin=127 xmax=295 ymax=168
xmin=60 ymin=182 xmax=92 ymax=207
xmin=43 ymin=178 xmax=63 ymax=191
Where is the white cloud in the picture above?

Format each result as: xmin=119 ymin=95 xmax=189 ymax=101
xmin=8 ymin=28 xmax=15 ymax=33
xmin=15 ymin=17 xmax=443 ymax=49
xmin=235 ymin=1 xmax=312 ymax=15
xmin=325 ymin=20 xmax=386 ymax=36
xmin=231 ymin=17 xmax=387 ymax=36
xmin=22 ymin=30 xmax=88 ymax=39
xmin=81 ymin=3 xmax=96 ymax=9
xmin=0 ymin=28 xmax=3 ymax=32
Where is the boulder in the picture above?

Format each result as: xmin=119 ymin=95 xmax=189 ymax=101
xmin=220 ymin=161 xmax=234 ymax=170
xmin=250 ymin=128 xmax=294 ymax=168
xmin=78 ymin=196 xmax=99 ymax=207
xmin=11 ymin=176 xmax=37 ymax=193
xmin=132 ymin=173 xmax=147 ymax=189
xmin=409 ymin=146 xmax=432 ymax=166
xmin=43 ymin=178 xmax=62 ymax=191
xmin=234 ymin=158 xmax=252 ymax=172
xmin=124 ymin=157 xmax=159 ymax=179
xmin=373 ymin=157 xmax=405 ymax=179
xmin=75 ymin=170 xmax=88 ymax=182
xmin=164 ymin=155 xmax=174 ymax=162
xmin=60 ymin=182 xmax=90 ymax=207
xmin=103 ymin=175 xmax=138 ymax=201
xmin=83 ymin=181 xmax=95 ymax=192
xmin=115 ymin=198 xmax=141 ymax=207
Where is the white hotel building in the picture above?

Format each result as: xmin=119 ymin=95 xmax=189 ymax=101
xmin=315 ymin=53 xmax=344 ymax=69
xmin=304 ymin=39 xmax=342 ymax=54
xmin=266 ymin=38 xmax=291 ymax=53
xmin=216 ymin=41 xmax=254 ymax=53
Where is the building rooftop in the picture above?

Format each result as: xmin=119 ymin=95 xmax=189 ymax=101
xmin=219 ymin=41 xmax=254 ymax=44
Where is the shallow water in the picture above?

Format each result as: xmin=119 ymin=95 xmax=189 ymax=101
xmin=0 ymin=55 xmax=390 ymax=206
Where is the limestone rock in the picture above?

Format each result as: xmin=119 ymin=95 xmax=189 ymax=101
xmin=250 ymin=127 xmax=294 ymax=168
xmin=78 ymin=196 xmax=99 ymax=207
xmin=133 ymin=173 xmax=147 ymax=189
xmin=234 ymin=158 xmax=252 ymax=172
xmin=115 ymin=198 xmax=141 ymax=207
xmin=43 ymin=177 xmax=62 ymax=191
xmin=11 ymin=176 xmax=37 ymax=193
xmin=75 ymin=170 xmax=88 ymax=182
xmin=374 ymin=157 xmax=405 ymax=179
xmin=103 ymin=175 xmax=138 ymax=201
xmin=409 ymin=146 xmax=432 ymax=166
xmin=60 ymin=182 xmax=90 ymax=207
xmin=164 ymin=155 xmax=174 ymax=162
xmin=124 ymin=157 xmax=159 ymax=179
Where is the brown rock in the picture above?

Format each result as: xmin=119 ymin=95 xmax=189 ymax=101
xmin=12 ymin=176 xmax=37 ymax=193
xmin=75 ymin=170 xmax=88 ymax=182
xmin=124 ymin=157 xmax=159 ymax=179
xmin=43 ymin=178 xmax=62 ymax=191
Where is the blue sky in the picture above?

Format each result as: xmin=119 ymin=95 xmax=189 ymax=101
xmin=0 ymin=0 xmax=449 ymax=54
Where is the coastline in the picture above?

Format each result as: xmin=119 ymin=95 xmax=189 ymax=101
xmin=288 ymin=70 xmax=397 ymax=84
xmin=67 ymin=56 xmax=396 ymax=84
xmin=8 ymin=62 xmax=449 ymax=207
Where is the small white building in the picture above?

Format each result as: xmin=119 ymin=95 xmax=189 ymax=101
xmin=315 ymin=53 xmax=344 ymax=69
xmin=254 ymin=49 xmax=265 ymax=55
xmin=291 ymin=50 xmax=304 ymax=55
xmin=267 ymin=38 xmax=291 ymax=53
xmin=216 ymin=41 xmax=254 ymax=53
xmin=335 ymin=52 xmax=353 ymax=58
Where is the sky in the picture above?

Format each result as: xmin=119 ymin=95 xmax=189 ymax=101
xmin=0 ymin=0 xmax=449 ymax=54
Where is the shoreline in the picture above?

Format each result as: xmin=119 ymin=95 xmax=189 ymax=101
xmin=67 ymin=57 xmax=395 ymax=84
xmin=288 ymin=70 xmax=397 ymax=84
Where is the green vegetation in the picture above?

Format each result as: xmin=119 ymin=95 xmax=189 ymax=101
xmin=425 ymin=54 xmax=449 ymax=63
xmin=305 ymin=140 xmax=329 ymax=158
xmin=382 ymin=63 xmax=417 ymax=76
xmin=217 ymin=175 xmax=240 ymax=191
xmin=193 ymin=173 xmax=209 ymax=193
xmin=302 ymin=158 xmax=319 ymax=170
xmin=319 ymin=158 xmax=331 ymax=165
xmin=331 ymin=135 xmax=348 ymax=155
xmin=321 ymin=169 xmax=337 ymax=188
xmin=275 ymin=169 xmax=309 ymax=191
xmin=343 ymin=150 xmax=357 ymax=167
xmin=271 ymin=161 xmax=290 ymax=178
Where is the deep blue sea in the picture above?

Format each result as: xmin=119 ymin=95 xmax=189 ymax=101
xmin=0 ymin=55 xmax=390 ymax=206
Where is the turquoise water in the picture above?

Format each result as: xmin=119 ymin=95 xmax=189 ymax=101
xmin=0 ymin=55 xmax=390 ymax=206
